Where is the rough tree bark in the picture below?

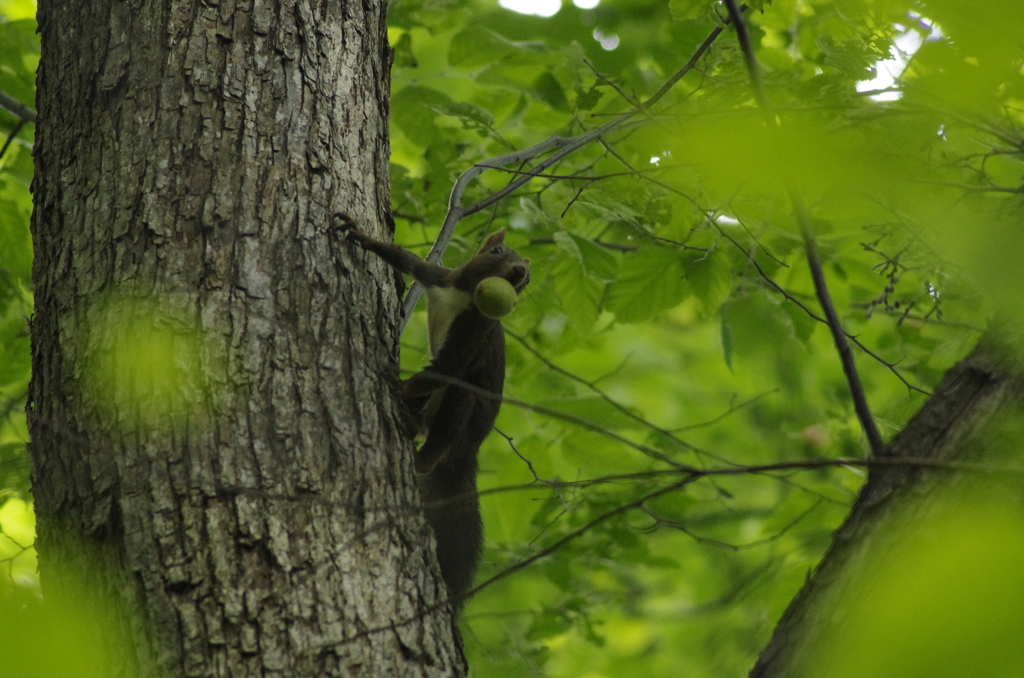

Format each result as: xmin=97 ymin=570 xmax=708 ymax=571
xmin=751 ymin=335 xmax=1024 ymax=677
xmin=29 ymin=0 xmax=466 ymax=675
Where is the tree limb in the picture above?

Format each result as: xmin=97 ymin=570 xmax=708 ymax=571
xmin=0 ymin=89 xmax=36 ymax=125
xmin=725 ymin=0 xmax=886 ymax=456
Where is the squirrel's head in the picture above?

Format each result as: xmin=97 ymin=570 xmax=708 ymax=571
xmin=473 ymin=229 xmax=530 ymax=293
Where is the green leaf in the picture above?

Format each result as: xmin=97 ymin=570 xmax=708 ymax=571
xmin=390 ymin=30 xmax=417 ymax=69
xmin=390 ymin=86 xmax=453 ymax=146
xmin=432 ymin=101 xmax=496 ymax=139
xmin=605 ymin=247 xmax=689 ymax=323
xmin=526 ymin=610 xmax=573 ymax=641
xmin=531 ymin=72 xmax=570 ymax=112
xmin=573 ymin=83 xmax=604 ymax=111
xmin=668 ymin=0 xmax=711 ymax=20
xmin=0 ymin=19 xmax=40 ymax=103
xmin=0 ymin=195 xmax=32 ymax=285
xmin=782 ymin=298 xmax=818 ymax=344
xmin=552 ymin=255 xmax=603 ymax=331
xmin=720 ymin=295 xmax=795 ymax=361
xmin=433 ymin=101 xmax=494 ymax=128
xmin=448 ymin=28 xmax=544 ymax=69
xmin=553 ymin=232 xmax=618 ymax=283
xmin=684 ymin=250 xmax=733 ymax=314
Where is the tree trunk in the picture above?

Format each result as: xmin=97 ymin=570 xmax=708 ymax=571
xmin=29 ymin=0 xmax=466 ymax=675
xmin=751 ymin=336 xmax=1024 ymax=677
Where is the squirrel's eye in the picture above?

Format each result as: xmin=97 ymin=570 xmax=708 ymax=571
xmin=491 ymin=246 xmax=504 ymax=255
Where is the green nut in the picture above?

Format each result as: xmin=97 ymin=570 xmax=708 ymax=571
xmin=474 ymin=276 xmax=518 ymax=319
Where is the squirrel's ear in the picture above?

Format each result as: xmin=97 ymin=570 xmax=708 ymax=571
xmin=478 ymin=228 xmax=507 ymax=252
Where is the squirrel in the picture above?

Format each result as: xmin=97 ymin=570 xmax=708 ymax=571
xmin=340 ymin=216 xmax=530 ymax=607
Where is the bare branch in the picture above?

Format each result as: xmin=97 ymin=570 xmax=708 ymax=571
xmin=725 ymin=0 xmax=886 ymax=455
xmin=399 ymin=10 xmax=747 ymax=325
xmin=0 ymin=89 xmax=36 ymax=125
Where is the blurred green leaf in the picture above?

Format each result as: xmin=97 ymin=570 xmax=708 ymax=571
xmin=530 ymin=72 xmax=570 ymax=112
xmin=390 ymin=86 xmax=453 ymax=146
xmin=812 ymin=499 xmax=1024 ymax=678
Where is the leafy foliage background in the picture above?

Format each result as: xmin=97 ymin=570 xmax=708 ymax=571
xmin=0 ymin=0 xmax=36 ymax=596
xmin=3 ymin=0 xmax=1022 ymax=675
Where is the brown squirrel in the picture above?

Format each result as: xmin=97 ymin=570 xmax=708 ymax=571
xmin=341 ymin=217 xmax=530 ymax=606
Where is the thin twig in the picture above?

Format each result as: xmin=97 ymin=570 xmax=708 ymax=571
xmin=493 ymin=426 xmax=546 ymax=483
xmin=475 ymin=164 xmax=665 ymax=182
xmin=670 ymin=390 xmax=778 ymax=432
xmin=472 ymin=455 xmax=1024 ymax=504
xmin=725 ymin=0 xmax=886 ymax=456
xmin=795 ymin=201 xmax=887 ymax=455
xmin=465 ymin=478 xmax=693 ymax=598
xmin=714 ymin=225 xmax=931 ymax=395
xmin=641 ymin=498 xmax=823 ymax=551
xmin=0 ymin=120 xmax=26 ymax=160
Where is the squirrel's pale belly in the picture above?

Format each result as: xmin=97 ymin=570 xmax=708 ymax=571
xmin=425 ymin=286 xmax=473 ymax=356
